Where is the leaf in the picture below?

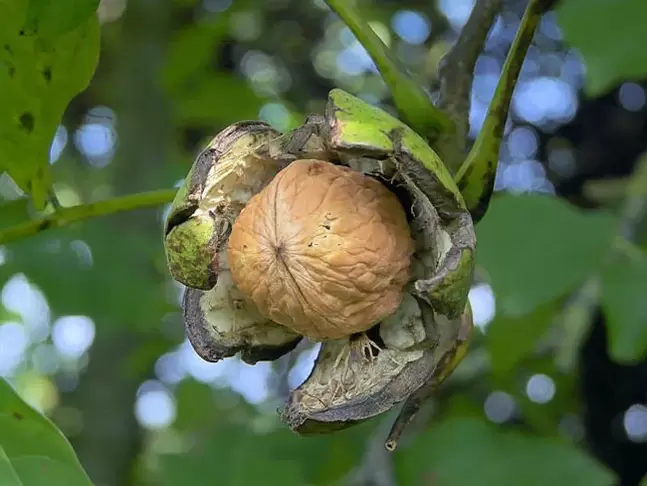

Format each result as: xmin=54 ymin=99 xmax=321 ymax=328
xmin=0 ymin=447 xmax=22 ymax=486
xmin=173 ymin=74 xmax=263 ymax=126
xmin=162 ymin=21 xmax=229 ymax=93
xmin=600 ymin=252 xmax=647 ymax=363
xmin=487 ymin=302 xmax=557 ymax=374
xmin=0 ymin=378 xmax=92 ymax=486
xmin=476 ymin=194 xmax=616 ymax=317
xmin=25 ymin=0 xmax=100 ymax=37
xmin=556 ymin=0 xmax=647 ymax=97
xmin=0 ymin=198 xmax=30 ymax=229
xmin=161 ymin=424 xmax=305 ymax=486
xmin=0 ymin=0 xmax=100 ymax=209
xmin=166 ymin=383 xmax=371 ymax=486
xmin=397 ymin=417 xmax=614 ymax=486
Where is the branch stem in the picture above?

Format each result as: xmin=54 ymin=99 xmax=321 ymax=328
xmin=325 ymin=0 xmax=454 ymax=137
xmin=0 ymin=189 xmax=177 ymax=245
xmin=456 ymin=0 xmax=546 ymax=221
xmin=435 ymin=0 xmax=503 ymax=172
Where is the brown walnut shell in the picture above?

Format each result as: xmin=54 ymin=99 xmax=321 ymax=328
xmin=226 ymin=159 xmax=415 ymax=341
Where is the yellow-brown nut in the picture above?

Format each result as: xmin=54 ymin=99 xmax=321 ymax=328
xmin=227 ymin=159 xmax=415 ymax=341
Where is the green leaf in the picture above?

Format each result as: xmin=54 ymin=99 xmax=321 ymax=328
xmin=486 ymin=302 xmax=557 ymax=374
xmin=0 ymin=198 xmax=30 ymax=229
xmin=162 ymin=21 xmax=229 ymax=93
xmin=0 ymin=447 xmax=21 ymax=486
xmin=476 ymin=194 xmax=616 ymax=316
xmin=556 ymin=0 xmax=647 ymax=97
xmin=166 ymin=383 xmax=371 ymax=486
xmin=172 ymin=74 xmax=263 ymax=126
xmin=0 ymin=0 xmax=100 ymax=209
xmin=161 ymin=424 xmax=305 ymax=486
xmin=397 ymin=417 xmax=614 ymax=485
xmin=0 ymin=379 xmax=92 ymax=486
xmin=600 ymin=252 xmax=647 ymax=362
xmin=25 ymin=0 xmax=100 ymax=37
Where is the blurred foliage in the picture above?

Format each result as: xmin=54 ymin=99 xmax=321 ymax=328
xmin=0 ymin=0 xmax=646 ymax=485
xmin=398 ymin=417 xmax=614 ymax=485
xmin=556 ymin=0 xmax=647 ymax=97
xmin=476 ymin=194 xmax=616 ymax=317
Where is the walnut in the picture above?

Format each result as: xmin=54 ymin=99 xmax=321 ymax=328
xmin=226 ymin=159 xmax=415 ymax=341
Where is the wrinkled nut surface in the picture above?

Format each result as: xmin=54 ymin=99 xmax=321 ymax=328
xmin=227 ymin=159 xmax=415 ymax=341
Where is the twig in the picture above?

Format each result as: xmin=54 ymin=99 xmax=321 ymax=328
xmin=345 ymin=417 xmax=398 ymax=486
xmin=434 ymin=0 xmax=504 ymax=172
xmin=583 ymin=177 xmax=630 ymax=203
xmin=324 ymin=0 xmax=454 ymax=138
xmin=619 ymin=152 xmax=647 ymax=241
xmin=456 ymin=0 xmax=548 ymax=222
xmin=47 ymin=189 xmax=62 ymax=211
xmin=0 ymin=189 xmax=177 ymax=245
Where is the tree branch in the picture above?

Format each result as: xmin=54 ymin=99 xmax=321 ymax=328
xmin=434 ymin=0 xmax=504 ymax=172
xmin=456 ymin=0 xmax=548 ymax=222
xmin=0 ymin=189 xmax=176 ymax=245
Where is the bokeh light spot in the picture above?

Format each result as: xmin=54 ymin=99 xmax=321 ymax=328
xmin=618 ymin=82 xmax=646 ymax=112
xmin=624 ymin=404 xmax=647 ymax=443
xmin=484 ymin=391 xmax=516 ymax=424
xmin=526 ymin=373 xmax=556 ymax=404
xmin=135 ymin=381 xmax=177 ymax=429
xmin=469 ymin=284 xmax=496 ymax=329
xmin=0 ymin=322 xmax=28 ymax=377
xmin=52 ymin=316 xmax=96 ymax=360
xmin=392 ymin=10 xmax=431 ymax=45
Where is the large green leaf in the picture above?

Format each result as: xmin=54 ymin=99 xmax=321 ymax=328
xmin=397 ymin=417 xmax=614 ymax=485
xmin=0 ymin=198 xmax=30 ymax=230
xmin=164 ymin=380 xmax=370 ymax=486
xmin=172 ymin=74 xmax=263 ymax=126
xmin=0 ymin=0 xmax=100 ymax=209
xmin=600 ymin=252 xmax=647 ymax=363
xmin=486 ymin=301 xmax=557 ymax=374
xmin=556 ymin=0 xmax=647 ymax=97
xmin=25 ymin=0 xmax=99 ymax=37
xmin=476 ymin=194 xmax=616 ymax=316
xmin=0 ymin=447 xmax=22 ymax=486
xmin=161 ymin=424 xmax=305 ymax=486
xmin=0 ymin=378 xmax=92 ymax=486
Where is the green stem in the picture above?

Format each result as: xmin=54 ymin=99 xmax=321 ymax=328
xmin=0 ymin=188 xmax=176 ymax=245
xmin=325 ymin=0 xmax=454 ymax=138
xmin=434 ymin=0 xmax=503 ymax=173
xmin=456 ymin=0 xmax=546 ymax=222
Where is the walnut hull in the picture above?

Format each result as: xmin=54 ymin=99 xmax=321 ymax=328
xmin=166 ymin=97 xmax=476 ymax=439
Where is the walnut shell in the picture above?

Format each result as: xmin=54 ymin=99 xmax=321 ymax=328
xmin=227 ymin=159 xmax=415 ymax=340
